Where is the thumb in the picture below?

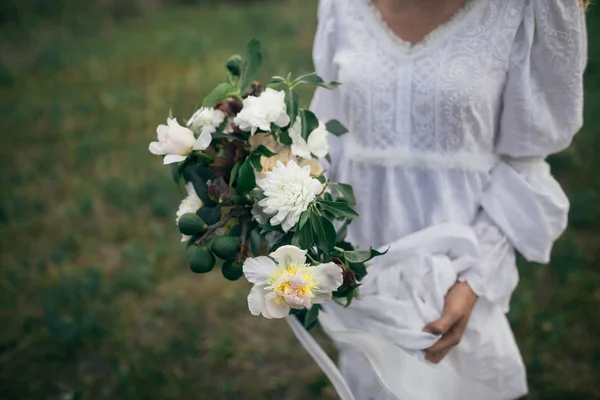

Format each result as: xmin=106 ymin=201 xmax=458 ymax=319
xmin=423 ymin=311 xmax=458 ymax=335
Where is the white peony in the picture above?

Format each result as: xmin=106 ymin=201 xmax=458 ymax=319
xmin=243 ymin=245 xmax=343 ymax=319
xmin=149 ymin=118 xmax=212 ymax=164
xmin=233 ymin=88 xmax=290 ymax=134
xmin=175 ymin=183 xmax=203 ymax=242
xmin=187 ymin=107 xmax=226 ymax=136
xmin=289 ymin=117 xmax=330 ymax=160
xmin=256 ymin=160 xmax=323 ymax=232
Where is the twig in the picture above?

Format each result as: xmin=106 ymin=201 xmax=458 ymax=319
xmin=239 ymin=219 xmax=250 ymax=256
xmin=195 ymin=215 xmax=233 ymax=245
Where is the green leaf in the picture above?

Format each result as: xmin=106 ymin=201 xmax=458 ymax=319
xmin=182 ymin=164 xmax=217 ymax=206
xmin=171 ymin=163 xmax=181 ymax=184
xmin=328 ymin=183 xmax=356 ymax=205
xmin=253 ymin=145 xmax=277 ymax=157
xmin=304 ymin=304 xmax=321 ymax=330
xmin=292 ymin=222 xmax=313 ymax=249
xmin=349 ymin=262 xmax=368 ymax=281
xmin=322 ymin=218 xmax=337 ymax=249
xmin=202 ymin=82 xmax=238 ymax=107
xmin=298 ymin=211 xmax=310 ymax=229
xmin=278 ymin=129 xmax=292 ymax=146
xmin=300 ymin=109 xmax=320 ymax=141
xmin=285 ymin=88 xmax=300 ymax=124
xmin=236 ymin=159 xmax=256 ymax=194
xmin=229 ymin=161 xmax=242 ymax=187
xmin=249 ymin=154 xmax=263 ymax=172
xmin=325 ymin=119 xmax=348 ymax=136
xmin=197 ymin=204 xmax=221 ymax=226
xmin=239 ymin=39 xmax=263 ymax=95
xmin=267 ymin=76 xmax=287 ymax=89
xmin=293 ymin=73 xmax=340 ymax=89
xmin=197 ymin=165 xmax=217 ymax=182
xmin=335 ymin=219 xmax=351 ymax=243
xmin=344 ymin=248 xmax=388 ymax=264
xmin=249 ymin=229 xmax=261 ymax=256
xmin=318 ymin=200 xmax=359 ymax=219
xmin=309 ymin=211 xmax=335 ymax=256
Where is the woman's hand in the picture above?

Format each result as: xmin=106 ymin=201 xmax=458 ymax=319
xmin=422 ymin=281 xmax=478 ymax=364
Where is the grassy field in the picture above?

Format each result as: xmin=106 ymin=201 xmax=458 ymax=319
xmin=0 ymin=1 xmax=599 ymax=399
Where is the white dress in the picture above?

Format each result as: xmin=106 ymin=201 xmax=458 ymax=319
xmin=308 ymin=0 xmax=587 ymax=399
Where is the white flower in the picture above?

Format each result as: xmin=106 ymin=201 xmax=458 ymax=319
xmin=256 ymin=160 xmax=323 ymax=232
xmin=176 ymin=183 xmax=203 ymax=242
xmin=289 ymin=117 xmax=330 ymax=159
xmin=187 ymin=107 xmax=226 ymax=136
xmin=149 ymin=118 xmax=212 ymax=164
xmin=233 ymin=88 xmax=290 ymax=134
xmin=243 ymin=245 xmax=343 ymax=319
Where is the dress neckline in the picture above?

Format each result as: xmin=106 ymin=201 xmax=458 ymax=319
xmin=360 ymin=0 xmax=482 ymax=56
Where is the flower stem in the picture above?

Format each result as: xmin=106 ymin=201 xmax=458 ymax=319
xmin=194 ymin=215 xmax=233 ymax=245
xmin=239 ymin=219 xmax=249 ymax=256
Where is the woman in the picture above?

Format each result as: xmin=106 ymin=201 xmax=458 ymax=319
xmin=309 ymin=0 xmax=587 ymax=398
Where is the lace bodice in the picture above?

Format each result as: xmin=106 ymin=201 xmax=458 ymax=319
xmin=313 ymin=0 xmax=586 ymax=171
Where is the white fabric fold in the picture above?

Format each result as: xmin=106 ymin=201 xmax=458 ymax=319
xmin=289 ymin=223 xmax=528 ymax=400
xmin=480 ymin=161 xmax=569 ymax=263
xmin=459 ymin=211 xmax=518 ymax=312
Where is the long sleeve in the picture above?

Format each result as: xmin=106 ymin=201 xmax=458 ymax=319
xmin=461 ymin=0 xmax=587 ymax=310
xmin=309 ymin=0 xmax=346 ymax=181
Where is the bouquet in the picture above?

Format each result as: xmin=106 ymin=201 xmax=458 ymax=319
xmin=149 ymin=39 xmax=384 ymax=329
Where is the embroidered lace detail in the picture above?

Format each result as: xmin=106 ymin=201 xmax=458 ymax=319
xmin=325 ymin=0 xmax=585 ymax=169
xmin=363 ymin=0 xmax=479 ymax=53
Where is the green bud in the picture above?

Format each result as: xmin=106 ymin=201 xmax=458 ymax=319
xmin=210 ymin=236 xmax=241 ymax=260
xmin=178 ymin=213 xmax=207 ymax=236
xmin=221 ymin=260 xmax=244 ymax=281
xmin=226 ymin=55 xmax=242 ymax=77
xmin=189 ymin=247 xmax=216 ymax=274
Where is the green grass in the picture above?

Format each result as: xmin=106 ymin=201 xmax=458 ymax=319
xmin=0 ymin=1 xmax=599 ymax=398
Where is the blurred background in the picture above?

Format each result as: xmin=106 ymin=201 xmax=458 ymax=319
xmin=0 ymin=0 xmax=598 ymax=399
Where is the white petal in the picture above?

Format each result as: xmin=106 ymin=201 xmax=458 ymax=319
xmin=193 ymin=131 xmax=212 ymax=150
xmin=275 ymin=112 xmax=290 ymax=128
xmin=248 ymin=284 xmax=268 ymax=317
xmin=311 ymin=262 xmax=343 ymax=293
xmin=291 ymin=143 xmax=312 ymax=160
xmin=156 ymin=124 xmax=169 ymax=141
xmin=265 ymin=297 xmax=291 ymax=319
xmin=149 ymin=142 xmax=165 ymax=155
xmin=307 ymin=122 xmax=329 ymax=158
xmin=281 ymin=216 xmax=297 ymax=233
xmin=270 ymin=245 xmax=307 ymax=266
xmin=181 ymin=234 xmax=191 ymax=243
xmin=312 ymin=292 xmax=333 ymax=304
xmin=163 ymin=154 xmax=187 ymax=164
xmin=243 ymin=256 xmax=277 ymax=285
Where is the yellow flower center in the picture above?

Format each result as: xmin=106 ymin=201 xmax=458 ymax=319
xmin=268 ymin=262 xmax=317 ymax=306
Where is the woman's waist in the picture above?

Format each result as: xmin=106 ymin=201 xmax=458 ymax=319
xmin=343 ymin=138 xmax=498 ymax=172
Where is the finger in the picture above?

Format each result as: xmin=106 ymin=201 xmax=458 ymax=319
xmin=428 ymin=348 xmax=451 ymax=364
xmin=425 ymin=330 xmax=461 ymax=354
xmin=423 ymin=310 xmax=461 ymax=336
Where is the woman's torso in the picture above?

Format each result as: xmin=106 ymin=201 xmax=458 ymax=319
xmin=328 ymin=0 xmax=525 ymax=248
